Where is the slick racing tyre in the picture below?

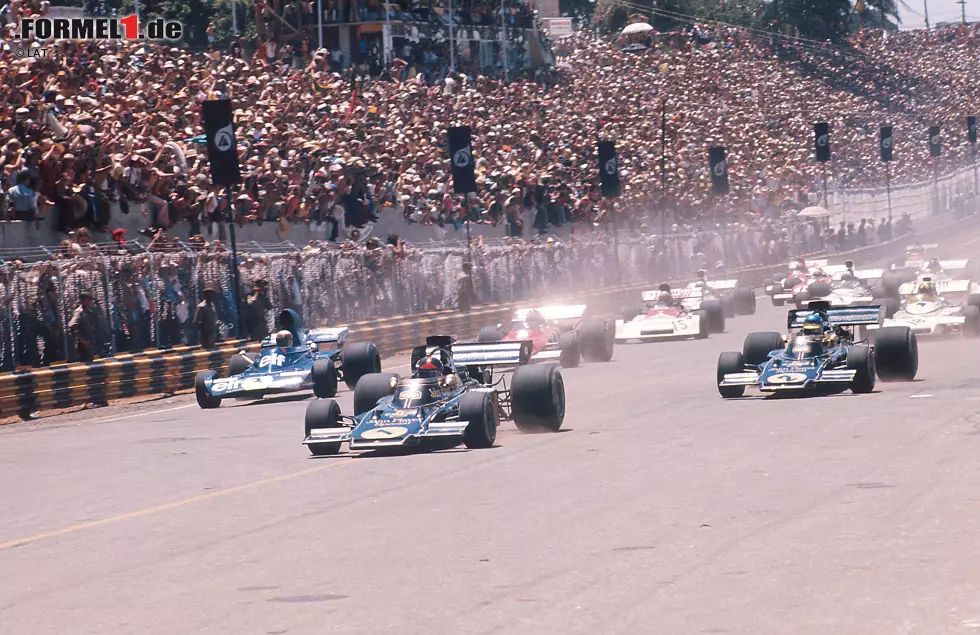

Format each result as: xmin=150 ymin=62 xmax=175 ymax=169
xmin=742 ymin=331 xmax=784 ymax=366
xmin=700 ymin=299 xmax=725 ymax=334
xmin=963 ymin=305 xmax=980 ymax=338
xmin=732 ymin=287 xmax=756 ymax=315
xmin=305 ymin=398 xmax=344 ymax=456
xmin=969 ymin=294 xmax=980 ymax=312
xmin=807 ymin=282 xmax=832 ymax=298
xmin=558 ymin=332 xmax=581 ymax=368
xmin=353 ymin=372 xmax=401 ymax=416
xmin=195 ymin=370 xmax=222 ymax=409
xmin=874 ymin=326 xmax=918 ymax=381
xmin=794 ymin=291 xmax=810 ymax=308
xmin=459 ymin=391 xmax=497 ymax=449
xmin=716 ymin=351 xmax=746 ymax=399
xmin=478 ymin=325 xmax=503 ymax=342
xmin=312 ymin=358 xmax=339 ymax=398
xmin=782 ymin=277 xmax=797 ymax=291
xmin=771 ymin=296 xmax=785 ymax=307
xmin=341 ymin=342 xmax=382 ymax=390
xmin=511 ymin=364 xmax=565 ymax=432
xmin=846 ymin=345 xmax=876 ymax=394
xmin=579 ymin=318 xmax=615 ymax=363
xmin=720 ymin=295 xmax=735 ymax=319
xmin=228 ymin=352 xmax=254 ymax=377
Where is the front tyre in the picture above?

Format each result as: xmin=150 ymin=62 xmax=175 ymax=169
xmin=874 ymin=326 xmax=918 ymax=381
xmin=700 ymin=299 xmax=725 ymax=334
xmin=305 ymin=399 xmax=343 ymax=456
xmin=195 ymin=370 xmax=222 ymax=409
xmin=579 ymin=318 xmax=615 ymax=363
xmin=353 ymin=372 xmax=402 ymax=416
xmin=846 ymin=345 xmax=876 ymax=393
xmin=717 ymin=351 xmax=746 ymax=398
xmin=511 ymin=364 xmax=565 ymax=432
xmin=742 ymin=331 xmax=784 ymax=366
xmin=963 ymin=305 xmax=980 ymax=338
xmin=558 ymin=332 xmax=581 ymax=368
xmin=228 ymin=352 xmax=254 ymax=377
xmin=459 ymin=391 xmax=497 ymax=449
xmin=732 ymin=287 xmax=756 ymax=315
xmin=312 ymin=358 xmax=339 ymax=398
xmin=478 ymin=326 xmax=503 ymax=342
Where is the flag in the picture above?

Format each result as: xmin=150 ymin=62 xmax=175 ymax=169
xmin=344 ymin=75 xmax=358 ymax=124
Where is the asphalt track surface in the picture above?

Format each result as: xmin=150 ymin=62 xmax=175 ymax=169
xmin=6 ymin=297 xmax=980 ymax=633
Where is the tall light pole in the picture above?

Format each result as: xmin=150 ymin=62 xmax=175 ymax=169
xmin=449 ymin=0 xmax=456 ymax=71
xmin=317 ymin=0 xmax=323 ymax=50
xmin=232 ymin=0 xmax=239 ymax=35
xmin=500 ymin=0 xmax=508 ymax=80
xmin=924 ymin=0 xmax=931 ymax=28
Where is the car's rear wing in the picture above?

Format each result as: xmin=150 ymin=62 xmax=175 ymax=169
xmin=787 ymin=305 xmax=883 ymax=329
xmin=898 ymin=279 xmax=971 ymax=295
xmin=684 ymin=279 xmax=738 ymax=292
xmin=307 ymin=327 xmax=349 ymax=345
xmin=644 ymin=288 xmax=703 ymax=302
xmin=940 ymin=259 xmax=969 ymax=271
xmin=512 ymin=305 xmax=587 ymax=329
xmin=450 ymin=341 xmax=534 ymax=367
xmin=787 ymin=258 xmax=828 ymax=270
xmin=906 ymin=244 xmax=938 ymax=253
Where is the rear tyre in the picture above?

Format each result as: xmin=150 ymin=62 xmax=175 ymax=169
xmin=771 ymin=296 xmax=785 ymax=307
xmin=742 ymin=331 xmax=784 ymax=366
xmin=312 ymin=358 xmax=339 ymax=398
xmin=963 ymin=305 xmax=980 ymax=338
xmin=478 ymin=326 xmax=503 ymax=342
xmin=579 ymin=318 xmax=615 ymax=363
xmin=720 ymin=295 xmax=735 ymax=319
xmin=874 ymin=326 xmax=918 ymax=381
xmin=717 ymin=351 xmax=746 ymax=398
xmin=304 ymin=399 xmax=343 ymax=456
xmin=195 ymin=370 xmax=222 ymax=409
xmin=701 ymin=299 xmax=725 ymax=334
xmin=807 ymin=281 xmax=832 ymax=298
xmin=511 ymin=364 xmax=565 ymax=432
xmin=558 ymin=332 xmax=581 ymax=368
xmin=341 ymin=341 xmax=382 ymax=389
xmin=459 ymin=391 xmax=497 ymax=449
xmin=732 ymin=287 xmax=756 ymax=315
xmin=353 ymin=372 xmax=401 ymax=416
xmin=847 ymin=345 xmax=876 ymax=394
xmin=969 ymin=294 xmax=980 ymax=312
xmin=228 ymin=353 xmax=254 ymax=377
xmin=794 ymin=291 xmax=811 ymax=308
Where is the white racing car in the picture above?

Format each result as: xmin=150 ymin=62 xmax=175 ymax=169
xmin=685 ymin=271 xmax=756 ymax=317
xmin=615 ymin=285 xmax=714 ymax=342
xmin=869 ymin=276 xmax=980 ymax=338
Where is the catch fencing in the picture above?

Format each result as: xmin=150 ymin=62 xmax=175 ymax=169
xmin=0 ymin=222 xmax=837 ymax=370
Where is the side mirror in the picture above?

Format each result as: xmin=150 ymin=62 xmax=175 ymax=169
xmin=388 ymin=377 xmax=398 ymax=390
xmin=444 ymin=374 xmax=457 ymax=388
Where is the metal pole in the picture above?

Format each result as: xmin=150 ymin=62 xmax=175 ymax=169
xmin=102 ymin=256 xmax=117 ymax=355
xmin=317 ymin=0 xmax=323 ymax=49
xmin=924 ymin=0 xmax=930 ymax=28
xmin=720 ymin=200 xmax=728 ymax=269
xmin=960 ymin=0 xmax=967 ymax=24
xmin=660 ymin=97 xmax=667 ymax=239
xmin=232 ymin=0 xmax=239 ymax=35
xmin=500 ymin=0 xmax=508 ymax=81
xmin=228 ymin=219 xmax=243 ymax=338
xmin=383 ymin=0 xmax=390 ymax=64
xmin=149 ymin=255 xmax=161 ymax=349
xmin=610 ymin=199 xmax=620 ymax=279
xmin=134 ymin=0 xmax=140 ymax=20
xmin=822 ymin=161 xmax=830 ymax=230
xmin=464 ymin=198 xmax=473 ymax=265
xmin=885 ymin=162 xmax=893 ymax=240
xmin=448 ymin=0 xmax=456 ymax=71
xmin=973 ymin=143 xmax=979 ymax=215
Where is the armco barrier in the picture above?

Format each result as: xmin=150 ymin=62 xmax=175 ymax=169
xmin=3 ymin=213 xmax=979 ymax=419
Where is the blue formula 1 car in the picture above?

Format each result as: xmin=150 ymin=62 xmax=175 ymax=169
xmin=302 ymin=335 xmax=567 ymax=455
xmin=716 ymin=301 xmax=918 ymax=398
xmin=194 ymin=309 xmax=381 ymax=408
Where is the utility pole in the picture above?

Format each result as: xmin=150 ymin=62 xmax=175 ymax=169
xmin=924 ymin=0 xmax=931 ymax=28
xmin=959 ymin=0 xmax=967 ymax=24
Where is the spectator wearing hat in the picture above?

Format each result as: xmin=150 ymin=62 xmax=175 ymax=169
xmin=68 ymin=290 xmax=105 ymax=363
xmin=194 ymin=287 xmax=219 ymax=349
xmin=456 ymin=261 xmax=474 ymax=312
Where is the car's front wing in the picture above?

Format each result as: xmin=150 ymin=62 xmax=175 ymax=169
xmin=720 ymin=369 xmax=856 ymax=391
xmin=304 ymin=419 xmax=471 ymax=450
xmin=614 ymin=317 xmax=703 ymax=342
xmin=870 ymin=315 xmax=965 ymax=336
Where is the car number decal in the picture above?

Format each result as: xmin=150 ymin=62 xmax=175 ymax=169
xmin=360 ymin=426 xmax=409 ymax=440
xmin=767 ymin=372 xmax=808 ymax=384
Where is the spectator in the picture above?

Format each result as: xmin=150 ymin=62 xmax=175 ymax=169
xmin=6 ymin=169 xmax=39 ymax=228
xmin=194 ymin=287 xmax=219 ymax=349
xmin=246 ymin=279 xmax=273 ymax=342
xmin=68 ymin=290 xmax=104 ymax=363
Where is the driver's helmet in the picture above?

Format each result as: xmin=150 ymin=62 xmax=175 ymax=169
xmin=840 ymin=270 xmax=855 ymax=282
xmin=915 ymin=281 xmax=938 ymax=301
xmin=524 ymin=310 xmax=545 ymax=329
xmin=415 ymin=354 xmax=444 ymax=378
xmin=811 ymin=268 xmax=826 ymax=278
xmin=801 ymin=313 xmax=827 ymax=344
xmin=693 ymin=280 xmax=708 ymax=289
xmin=696 ymin=269 xmax=707 ymax=280
xmin=793 ymin=259 xmax=807 ymax=271
xmin=658 ymin=291 xmax=673 ymax=304
xmin=274 ymin=330 xmax=293 ymax=348
xmin=923 ymin=257 xmax=942 ymax=273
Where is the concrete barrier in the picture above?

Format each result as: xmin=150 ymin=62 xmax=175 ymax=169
xmin=3 ymin=213 xmax=979 ymax=419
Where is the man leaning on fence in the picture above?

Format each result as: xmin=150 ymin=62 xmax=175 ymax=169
xmin=69 ymin=291 xmax=105 ymax=363
xmin=194 ymin=287 xmax=219 ymax=350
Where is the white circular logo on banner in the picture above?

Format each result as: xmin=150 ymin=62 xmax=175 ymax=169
xmin=817 ymin=134 xmax=829 ymax=147
xmin=931 ymin=135 xmax=941 ymax=146
xmin=215 ymin=123 xmax=235 ymax=152
xmin=882 ymin=137 xmax=892 ymax=149
xmin=453 ymin=146 xmax=472 ymax=168
xmin=713 ymin=161 xmax=727 ymax=177
xmin=604 ymin=157 xmax=617 ymax=176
